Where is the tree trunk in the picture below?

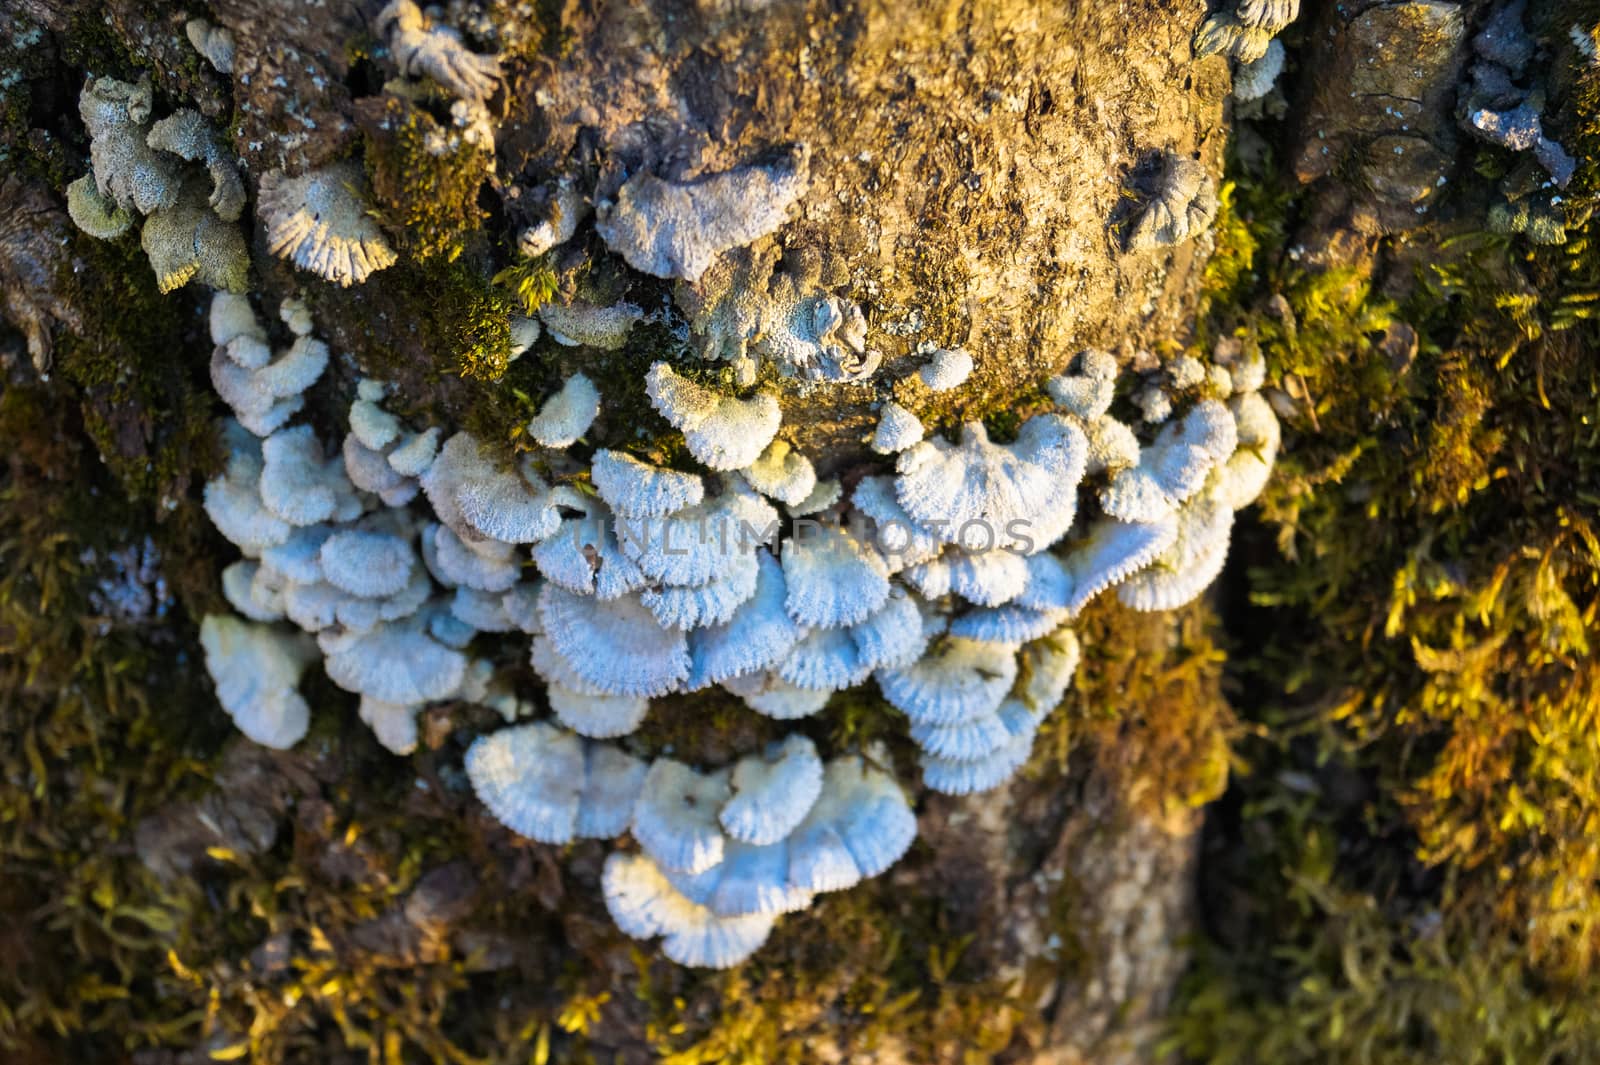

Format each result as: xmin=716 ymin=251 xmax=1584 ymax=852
xmin=2 ymin=0 xmax=1570 ymax=1061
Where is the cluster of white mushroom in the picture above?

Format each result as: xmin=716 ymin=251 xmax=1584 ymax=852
xmin=66 ymin=76 xmax=248 ymax=293
xmin=467 ymin=728 xmax=915 ymax=967
xmin=1194 ymin=0 xmax=1297 ymax=103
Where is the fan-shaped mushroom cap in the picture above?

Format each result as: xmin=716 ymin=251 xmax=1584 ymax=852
xmin=79 ymin=76 xmax=182 ymax=215
xmin=530 ymin=488 xmax=639 ymax=598
xmin=871 ymin=401 xmax=924 ymax=454
xmin=1213 ymin=392 xmax=1279 ymax=509
xmin=1061 ymin=517 xmax=1179 ymax=614
xmin=538 ymin=585 xmax=691 ymax=697
xmin=720 ymin=671 xmax=832 ymax=719
xmin=788 ymin=477 xmax=843 ymax=518
xmin=1082 ymin=416 xmax=1142 ymax=475
xmin=594 ymin=154 xmax=808 ymax=282
xmin=211 ymin=335 xmax=328 ymax=437
xmin=615 ymin=481 xmax=776 ymax=588
xmin=876 ymin=636 xmax=1018 ymax=726
xmin=359 ymin=697 xmax=420 ymax=755
xmin=260 ymin=425 xmax=361 ymax=527
xmin=687 ymin=551 xmax=804 ymax=686
xmin=1046 ymin=349 xmax=1119 ymax=419
xmin=425 ymin=523 xmax=521 ymax=592
xmin=141 ymin=176 xmax=250 ymax=293
xmin=1234 ymin=37 xmax=1286 ymax=100
xmin=465 ymin=722 xmax=585 ymax=842
xmin=920 ymin=700 xmax=1041 ymax=795
xmin=1015 ymin=552 xmax=1074 ymax=612
xmin=1117 ymin=495 xmax=1234 ymax=612
xmin=422 ymin=432 xmax=558 ymax=545
xmin=778 ymin=627 xmax=870 ymax=691
xmin=548 ymin=684 xmax=650 ymax=739
xmin=719 ymin=735 xmax=824 ymax=846
xmin=257 ymin=163 xmax=397 ymax=287
xmin=910 ymin=709 xmax=1014 ymax=762
xmin=343 ymin=433 xmax=412 ymax=500
xmin=527 ymin=373 xmax=600 ymax=448
xmin=185 ymin=18 xmax=235 ymax=73
xmin=209 ymin=292 xmax=266 ymax=356
xmin=146 ymin=108 xmax=245 ymax=221
xmin=204 ymin=423 xmax=292 ymax=553
xmin=319 ymin=529 xmax=416 ymax=598
xmin=895 ymin=416 xmax=1087 ymax=554
xmin=578 ymin=744 xmax=650 ymax=838
xmin=591 ymin=449 xmax=705 ymax=518
xmin=450 ymin=586 xmax=517 ymax=632
xmin=849 ymin=589 xmax=929 ymax=672
xmin=222 ymin=560 xmax=285 ymax=622
xmin=1019 ymin=627 xmax=1081 ymax=712
xmin=350 ymin=396 xmax=401 ymax=453
xmin=741 ymin=439 xmax=817 ymax=507
xmin=641 ymin=549 xmax=761 ymax=630
xmin=388 ymin=428 xmax=441 ymax=478
xmin=850 ymin=475 xmax=942 ymax=571
xmin=787 ymin=754 xmax=917 ymax=893
xmin=323 ymin=618 xmax=468 ymax=704
xmin=782 ymin=524 xmax=890 ymax=628
xmin=260 ymin=524 xmax=333 ymax=584
xmin=645 ymin=362 xmax=781 ymax=470
xmin=633 ymin=759 xmax=732 ymax=874
xmin=602 ymin=851 xmax=776 ymax=968
xmin=200 ymin=615 xmax=316 ymax=749
xmin=676 ymin=839 xmax=817 ymax=918
xmin=66 ymin=174 xmax=134 ymax=239
xmin=949 ymin=603 xmax=1065 ymax=644
xmin=917 ymin=346 xmax=973 ymax=391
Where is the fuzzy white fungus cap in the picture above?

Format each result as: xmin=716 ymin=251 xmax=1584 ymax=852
xmin=594 ymin=152 xmax=808 ymax=282
xmin=719 ymin=735 xmax=825 ymax=846
xmin=602 ymin=851 xmax=776 ymax=968
xmin=788 ymin=477 xmax=844 ymax=518
xmin=530 ymin=487 xmax=646 ymax=599
xmin=258 ymin=164 xmax=397 ymax=287
xmin=849 ymin=589 xmax=929 ymax=672
xmin=721 ymin=670 xmax=833 ymax=719
xmin=1046 ymin=349 xmax=1118 ymax=419
xmin=920 ymin=699 xmax=1041 ymax=795
xmin=259 ymin=425 xmax=362 ymax=527
xmin=781 ymin=524 xmax=890 ymax=629
xmin=741 ymin=439 xmax=817 ymax=507
xmin=876 ymin=635 xmax=1018 ymax=727
xmin=200 ymin=614 xmax=317 ymax=749
xmin=322 ymin=617 xmax=468 ymax=704
xmin=211 ymin=333 xmax=329 ymax=437
xmin=421 ymin=433 xmax=559 ymax=545
xmin=1117 ymin=493 xmax=1234 ymax=612
xmin=204 ymin=422 xmax=292 ymax=554
xmin=615 ymin=480 xmax=776 ymax=588
xmin=319 ymin=528 xmax=417 ymax=598
xmin=849 ymin=476 xmax=942 ymax=572
xmin=425 ymin=522 xmax=521 ymax=592
xmin=527 ymin=373 xmax=600 ymax=448
xmin=787 ymin=753 xmax=917 ymax=893
xmin=538 ymin=585 xmax=691 ymax=697
xmin=547 ymin=684 xmax=650 ymax=739
xmin=917 ymin=346 xmax=974 ymax=392
xmin=641 ymin=550 xmax=761 ymax=630
xmin=467 ymin=723 xmax=648 ymax=843
xmin=895 ymin=416 xmax=1087 ymax=554
xmin=687 ymin=551 xmax=804 ymax=686
xmin=871 ymin=401 xmax=924 ymax=454
xmin=1061 ymin=518 xmax=1179 ymax=615
xmin=632 ymin=759 xmax=732 ymax=874
xmin=590 ymin=450 xmax=705 ymax=518
xmin=645 ymin=362 xmax=782 ymax=471
xmin=1234 ymin=38 xmax=1286 ymax=101
xmin=778 ymin=627 xmax=870 ymax=692
xmin=359 ymin=697 xmax=421 ymax=755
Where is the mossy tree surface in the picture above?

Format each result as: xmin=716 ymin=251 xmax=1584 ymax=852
xmin=1 ymin=0 xmax=1597 ymax=1063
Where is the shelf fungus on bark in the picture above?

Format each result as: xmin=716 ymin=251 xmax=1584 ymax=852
xmin=740 ymin=439 xmax=817 ymax=508
xmin=538 ymin=299 xmax=643 ymax=350
xmin=200 ymin=615 xmax=317 ymax=749
xmin=185 ymin=18 xmax=236 ymax=74
xmin=645 ymin=362 xmax=782 ymax=470
xmin=872 ymin=402 xmax=924 ymax=454
xmin=376 ymin=0 xmax=501 ymax=105
xmin=1193 ymin=0 xmax=1300 ymax=63
xmin=526 ymin=373 xmax=600 ymax=448
xmin=467 ymin=723 xmax=647 ymax=843
xmin=917 ymin=346 xmax=974 ymax=392
xmin=258 ymin=164 xmax=397 ymax=287
xmin=1127 ymin=153 xmax=1220 ymax=251
xmin=595 ymin=150 xmax=809 ymax=282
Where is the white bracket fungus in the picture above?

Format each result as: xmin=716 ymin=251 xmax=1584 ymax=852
xmin=527 ymin=372 xmax=601 ymax=448
xmin=645 ymin=362 xmax=781 ymax=470
xmin=871 ymin=401 xmax=924 ymax=454
xmin=258 ymin=164 xmax=398 ymax=287
xmin=595 ymin=151 xmax=809 ymax=282
xmin=200 ymin=615 xmax=317 ymax=749
xmin=377 ymin=0 xmax=501 ymax=105
xmin=917 ymin=346 xmax=974 ymax=392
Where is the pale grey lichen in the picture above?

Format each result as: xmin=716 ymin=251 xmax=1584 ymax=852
xmin=258 ymin=164 xmax=398 ymax=287
xmin=595 ymin=150 xmax=809 ymax=282
xmin=147 ymin=109 xmax=246 ymax=221
xmin=1127 ymin=153 xmax=1219 ymax=250
xmin=377 ymin=0 xmax=501 ymax=104
xmin=185 ymin=18 xmax=236 ymax=74
xmin=538 ymin=299 xmax=643 ymax=350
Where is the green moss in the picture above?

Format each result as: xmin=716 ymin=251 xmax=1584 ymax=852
xmin=363 ymin=95 xmax=492 ymax=265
